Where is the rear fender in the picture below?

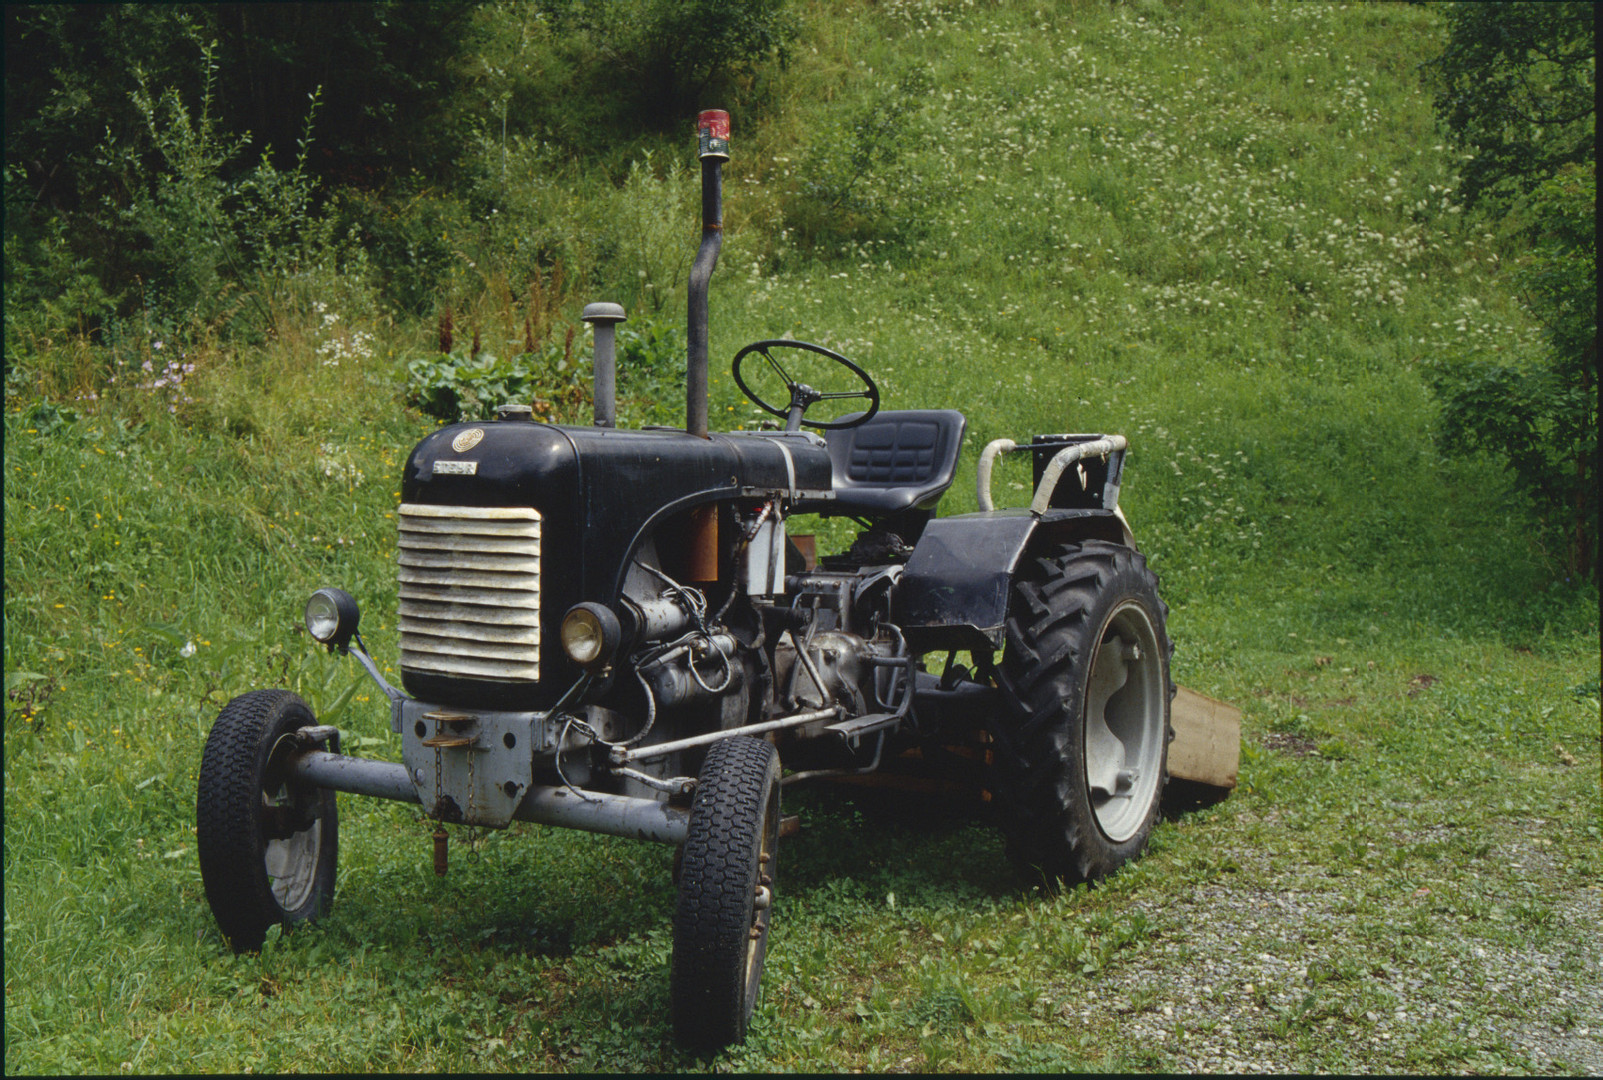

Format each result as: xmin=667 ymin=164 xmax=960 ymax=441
xmin=893 ymin=508 xmax=1131 ymax=653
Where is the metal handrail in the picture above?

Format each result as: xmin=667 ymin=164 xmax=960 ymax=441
xmin=976 ymin=435 xmax=1127 ymax=514
xmin=975 ymin=438 xmax=1018 ymax=511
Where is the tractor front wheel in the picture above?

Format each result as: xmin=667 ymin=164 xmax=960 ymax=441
xmin=197 ymin=689 xmax=338 ymax=952
xmin=990 ymin=540 xmax=1173 ymax=887
xmin=671 ymin=736 xmax=781 ymax=1051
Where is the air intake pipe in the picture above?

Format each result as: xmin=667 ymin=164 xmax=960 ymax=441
xmin=582 ymin=302 xmax=625 ymax=427
xmin=686 ymin=109 xmax=728 ymax=440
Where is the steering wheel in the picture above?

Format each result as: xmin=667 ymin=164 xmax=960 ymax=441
xmin=731 ymin=339 xmax=880 ymax=431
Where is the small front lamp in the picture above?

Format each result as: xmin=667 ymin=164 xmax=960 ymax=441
xmin=561 ymin=602 xmax=621 ymax=671
xmin=305 ymin=587 xmax=361 ymax=651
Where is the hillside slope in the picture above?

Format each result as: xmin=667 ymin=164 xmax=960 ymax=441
xmin=4 ymin=0 xmax=1597 ymax=1072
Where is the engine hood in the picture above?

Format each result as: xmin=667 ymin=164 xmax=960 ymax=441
xmin=398 ymin=420 xmax=833 ymax=707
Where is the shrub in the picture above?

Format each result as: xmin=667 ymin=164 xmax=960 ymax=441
xmin=589 ymin=155 xmax=697 ymax=317
xmin=465 ymin=0 xmax=797 ymax=140
xmin=406 ymin=313 xmax=684 ymax=426
xmin=1422 ymin=1 xmax=1595 ymax=210
xmin=613 ymin=317 xmax=687 ymax=426
xmin=1431 ymin=163 xmax=1597 ymax=577
xmin=408 ymin=346 xmax=570 ymax=424
xmin=1423 ymin=2 xmax=1596 ymax=578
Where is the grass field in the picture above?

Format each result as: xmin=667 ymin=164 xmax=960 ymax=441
xmin=4 ymin=0 xmax=1598 ymax=1072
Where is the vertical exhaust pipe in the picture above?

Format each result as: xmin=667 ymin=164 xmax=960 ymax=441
xmin=582 ymin=302 xmax=625 ymax=427
xmin=684 ymin=111 xmax=727 ymax=581
xmin=686 ymin=109 xmax=728 ymax=440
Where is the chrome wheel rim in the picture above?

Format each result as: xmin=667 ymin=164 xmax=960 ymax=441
xmin=742 ymin=785 xmax=779 ymax=1014
xmin=262 ymin=781 xmax=321 ymax=911
xmin=1082 ymin=600 xmax=1166 ymax=843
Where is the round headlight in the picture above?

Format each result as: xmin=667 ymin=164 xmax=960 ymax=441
xmin=305 ymin=587 xmax=360 ymax=648
xmin=561 ymin=603 xmax=620 ymax=670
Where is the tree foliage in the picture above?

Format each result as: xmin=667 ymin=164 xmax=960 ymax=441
xmin=4 ymin=0 xmax=797 ymax=335
xmin=1424 ymin=3 xmax=1597 ymax=577
xmin=5 ymin=3 xmax=477 ymax=215
xmin=4 ymin=2 xmax=479 ymax=339
xmin=456 ymin=0 xmax=797 ymax=157
xmin=1422 ymin=1 xmax=1594 ymax=210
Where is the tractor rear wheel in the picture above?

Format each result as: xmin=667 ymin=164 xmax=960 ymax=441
xmin=671 ymin=735 xmax=780 ymax=1051
xmin=197 ymin=689 xmax=338 ymax=952
xmin=990 ymin=540 xmax=1173 ymax=887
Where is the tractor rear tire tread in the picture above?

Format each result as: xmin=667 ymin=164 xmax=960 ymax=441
xmin=990 ymin=540 xmax=1174 ymax=888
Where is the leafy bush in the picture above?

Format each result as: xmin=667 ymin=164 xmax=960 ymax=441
xmin=407 ymin=346 xmax=573 ymax=424
xmin=5 ymin=3 xmax=475 ymax=220
xmin=613 ymin=317 xmax=687 ymax=425
xmin=598 ymin=0 xmax=799 ymax=125
xmin=1422 ymin=3 xmax=1596 ymax=577
xmin=1431 ymin=162 xmax=1597 ymax=577
xmin=406 ymin=313 xmax=685 ymax=425
xmin=2 ymin=214 xmax=119 ymax=372
xmin=589 ymin=155 xmax=696 ymax=317
xmin=5 ymin=8 xmax=458 ymax=368
xmin=461 ymin=0 xmax=797 ymax=146
xmin=338 ymin=183 xmax=479 ymax=318
xmin=107 ymin=38 xmax=328 ymax=330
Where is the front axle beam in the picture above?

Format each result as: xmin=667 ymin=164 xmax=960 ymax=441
xmin=286 ymin=751 xmax=690 ymax=844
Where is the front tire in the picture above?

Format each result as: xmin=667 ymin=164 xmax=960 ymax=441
xmin=671 ymin=736 xmax=781 ymax=1051
xmin=991 ymin=541 xmax=1173 ymax=887
xmin=197 ymin=689 xmax=338 ymax=952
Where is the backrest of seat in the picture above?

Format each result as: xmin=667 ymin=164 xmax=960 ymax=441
xmin=847 ymin=416 xmax=943 ymax=483
xmin=821 ymin=409 xmax=967 ymax=517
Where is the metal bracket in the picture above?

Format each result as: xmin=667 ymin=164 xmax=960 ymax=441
xmin=609 ymin=766 xmax=697 ymax=797
xmin=343 ymin=632 xmax=408 ymax=708
xmin=293 ymin=725 xmax=342 ymax=755
xmin=420 ymin=733 xmax=479 ymax=749
xmin=397 ymin=701 xmax=544 ymax=827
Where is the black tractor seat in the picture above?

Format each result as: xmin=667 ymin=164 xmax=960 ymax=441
xmin=801 ymin=409 xmax=967 ymax=519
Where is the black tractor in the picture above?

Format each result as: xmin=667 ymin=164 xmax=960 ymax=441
xmin=196 ymin=111 xmax=1235 ymax=1051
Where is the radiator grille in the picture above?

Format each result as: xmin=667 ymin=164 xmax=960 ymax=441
xmin=398 ymin=503 xmax=541 ymax=682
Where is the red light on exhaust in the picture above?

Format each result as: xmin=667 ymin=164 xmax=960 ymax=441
xmin=698 ymin=110 xmax=730 ymax=160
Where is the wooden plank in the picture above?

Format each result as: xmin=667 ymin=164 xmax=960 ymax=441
xmin=1168 ymin=685 xmax=1241 ymax=791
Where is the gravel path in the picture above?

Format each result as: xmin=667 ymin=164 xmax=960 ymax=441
xmin=1050 ymin=830 xmax=1602 ymax=1073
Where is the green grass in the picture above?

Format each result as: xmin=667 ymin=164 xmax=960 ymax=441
xmin=5 ymin=0 xmax=1599 ymax=1072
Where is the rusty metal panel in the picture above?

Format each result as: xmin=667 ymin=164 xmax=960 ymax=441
xmin=1168 ymin=685 xmax=1241 ymax=791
